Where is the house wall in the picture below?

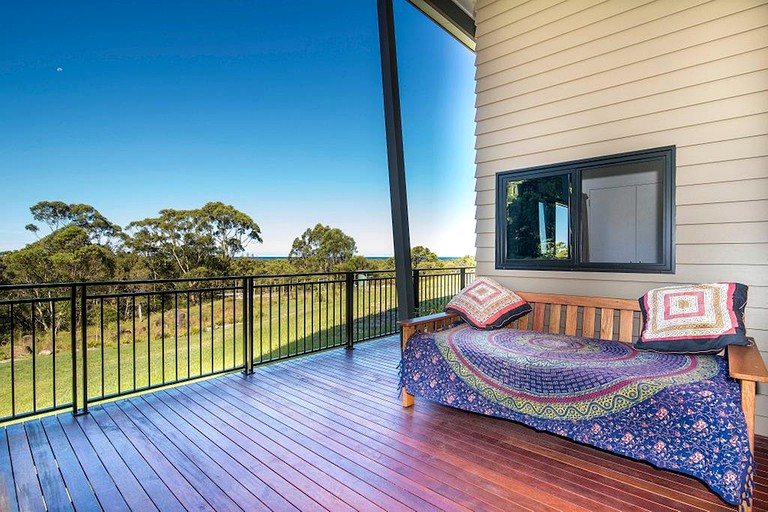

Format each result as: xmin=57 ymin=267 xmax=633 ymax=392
xmin=472 ymin=0 xmax=768 ymax=431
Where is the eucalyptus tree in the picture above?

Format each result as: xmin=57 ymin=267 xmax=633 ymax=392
xmin=26 ymin=201 xmax=122 ymax=247
xmin=289 ymin=224 xmax=357 ymax=273
xmin=126 ymin=203 xmax=261 ymax=278
xmin=199 ymin=201 xmax=262 ymax=260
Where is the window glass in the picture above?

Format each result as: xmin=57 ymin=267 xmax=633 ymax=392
xmin=504 ymin=174 xmax=570 ymax=261
xmin=580 ymin=159 xmax=664 ymax=264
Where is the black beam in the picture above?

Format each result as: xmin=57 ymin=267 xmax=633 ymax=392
xmin=377 ymin=0 xmax=415 ymax=321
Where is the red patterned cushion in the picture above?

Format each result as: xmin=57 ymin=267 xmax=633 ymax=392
xmin=634 ymin=283 xmax=749 ymax=353
xmin=446 ymin=277 xmax=531 ymax=330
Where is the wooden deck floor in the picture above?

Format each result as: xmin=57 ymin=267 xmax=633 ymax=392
xmin=1 ymin=335 xmax=767 ymax=511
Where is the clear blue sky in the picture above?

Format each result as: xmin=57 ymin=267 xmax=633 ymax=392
xmin=0 ymin=0 xmax=476 ymax=257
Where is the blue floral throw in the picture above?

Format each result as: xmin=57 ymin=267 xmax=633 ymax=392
xmin=400 ymin=325 xmax=753 ymax=507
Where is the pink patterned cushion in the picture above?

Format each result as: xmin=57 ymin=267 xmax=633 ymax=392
xmin=634 ymin=283 xmax=749 ymax=353
xmin=446 ymin=277 xmax=531 ymax=330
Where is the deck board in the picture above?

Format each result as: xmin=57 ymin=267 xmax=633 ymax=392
xmin=38 ymin=416 xmax=102 ymax=512
xmin=1 ymin=335 xmax=767 ymax=511
xmin=262 ymin=351 xmax=683 ymax=512
xmin=54 ymin=414 xmax=131 ymax=512
xmin=6 ymin=423 xmax=47 ymax=511
xmin=24 ymin=421 xmax=72 ymax=512
xmin=0 ymin=429 xmax=19 ymax=512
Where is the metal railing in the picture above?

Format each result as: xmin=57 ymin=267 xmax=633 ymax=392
xmin=0 ymin=266 xmax=474 ymax=423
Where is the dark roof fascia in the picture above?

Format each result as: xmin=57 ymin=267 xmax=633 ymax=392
xmin=406 ymin=0 xmax=476 ymax=51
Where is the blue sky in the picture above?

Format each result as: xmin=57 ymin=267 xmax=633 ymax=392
xmin=0 ymin=0 xmax=476 ymax=257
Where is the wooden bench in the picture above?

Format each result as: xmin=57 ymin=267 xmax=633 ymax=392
xmin=398 ymin=291 xmax=768 ymax=511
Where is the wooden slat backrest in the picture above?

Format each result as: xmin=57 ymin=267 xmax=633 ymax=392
xmin=515 ymin=292 xmax=641 ymax=344
xmin=582 ymin=307 xmax=596 ymax=338
xmin=564 ymin=306 xmax=578 ymax=336
xmin=548 ymin=305 xmax=562 ymax=334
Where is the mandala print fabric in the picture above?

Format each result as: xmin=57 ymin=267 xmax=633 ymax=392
xmin=634 ymin=282 xmax=749 ymax=353
xmin=400 ymin=325 xmax=753 ymax=507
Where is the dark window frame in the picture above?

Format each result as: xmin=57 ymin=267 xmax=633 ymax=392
xmin=495 ymin=146 xmax=676 ymax=274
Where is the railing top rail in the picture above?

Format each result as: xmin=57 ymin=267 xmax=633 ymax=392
xmin=0 ymin=272 xmax=340 ymax=290
xmin=0 ymin=267 xmax=476 ymax=291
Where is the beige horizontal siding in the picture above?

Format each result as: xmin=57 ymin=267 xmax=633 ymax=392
xmin=474 ymin=0 xmax=529 ymax=26
xmin=476 ymin=49 xmax=768 ymax=134
xmin=476 ymin=25 xmax=768 ymax=126
xmin=475 ymin=113 xmax=767 ymax=164
xmin=475 ymin=3 xmax=768 ymax=86
xmin=473 ymin=0 xmax=768 ymax=433
xmin=677 ymin=200 xmax=768 ymax=224
xmin=476 ymin=0 xmax=619 ymax=51
xmin=478 ymin=82 xmax=768 ymax=150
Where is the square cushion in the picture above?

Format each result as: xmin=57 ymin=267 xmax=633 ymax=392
xmin=634 ymin=282 xmax=749 ymax=353
xmin=446 ymin=277 xmax=531 ymax=330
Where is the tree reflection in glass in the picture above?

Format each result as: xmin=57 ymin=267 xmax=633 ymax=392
xmin=505 ymin=175 xmax=570 ymax=261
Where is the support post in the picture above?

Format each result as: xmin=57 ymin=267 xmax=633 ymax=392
xmin=377 ymin=0 xmax=415 ymax=321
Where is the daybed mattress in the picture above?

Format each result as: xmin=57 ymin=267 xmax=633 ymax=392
xmin=400 ymin=324 xmax=753 ymax=507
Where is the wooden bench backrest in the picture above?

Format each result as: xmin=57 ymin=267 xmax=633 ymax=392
xmin=399 ymin=292 xmax=643 ymax=345
xmin=514 ymin=292 xmax=642 ymax=343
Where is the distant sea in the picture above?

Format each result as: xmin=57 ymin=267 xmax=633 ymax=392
xmin=246 ymin=256 xmax=460 ymax=261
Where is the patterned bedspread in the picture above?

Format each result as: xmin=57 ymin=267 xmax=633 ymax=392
xmin=400 ymin=325 xmax=753 ymax=507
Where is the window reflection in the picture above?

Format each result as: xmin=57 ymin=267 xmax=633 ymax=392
xmin=505 ymin=174 xmax=570 ymax=261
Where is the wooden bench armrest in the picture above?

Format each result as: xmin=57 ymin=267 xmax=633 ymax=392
xmin=728 ymin=339 xmax=768 ymax=382
xmin=396 ymin=312 xmax=460 ymax=328
xmin=397 ymin=312 xmax=461 ymax=351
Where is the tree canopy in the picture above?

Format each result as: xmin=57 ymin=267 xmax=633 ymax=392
xmin=27 ymin=201 xmax=122 ymax=246
xmin=289 ymin=224 xmax=357 ymax=273
xmin=200 ymin=202 xmax=262 ymax=259
xmin=126 ymin=202 xmax=261 ymax=278
xmin=2 ymin=201 xmax=263 ymax=284
xmin=0 ymin=201 xmax=474 ymax=286
xmin=4 ymin=225 xmax=115 ymax=284
xmin=410 ymin=245 xmax=439 ymax=268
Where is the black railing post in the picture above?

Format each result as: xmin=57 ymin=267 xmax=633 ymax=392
xmin=70 ymin=285 xmax=78 ymax=416
xmin=247 ymin=277 xmax=255 ymax=373
xmin=241 ymin=277 xmax=249 ymax=374
xmin=460 ymin=267 xmax=466 ymax=290
xmin=80 ymin=285 xmax=88 ymax=415
xmin=249 ymin=278 xmax=255 ymax=373
xmin=412 ymin=269 xmax=420 ymax=317
xmin=345 ymin=272 xmax=354 ymax=350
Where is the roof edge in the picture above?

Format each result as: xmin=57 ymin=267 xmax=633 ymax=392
xmin=406 ymin=0 xmax=476 ymax=51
